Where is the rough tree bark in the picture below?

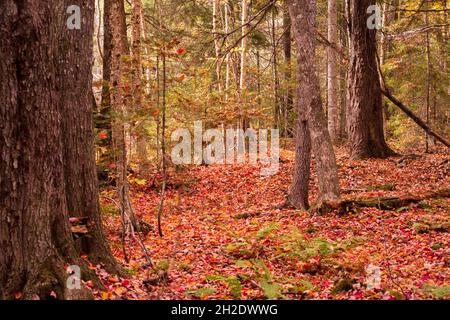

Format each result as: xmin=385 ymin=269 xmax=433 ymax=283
xmin=288 ymin=0 xmax=341 ymax=210
xmin=0 ymin=0 xmax=118 ymax=299
xmin=347 ymin=0 xmax=394 ymax=159
xmin=61 ymin=0 xmax=119 ymax=273
xmin=289 ymin=85 xmax=312 ymax=210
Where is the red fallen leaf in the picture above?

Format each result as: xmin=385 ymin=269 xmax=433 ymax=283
xmin=14 ymin=292 xmax=22 ymax=300
xmin=122 ymin=279 xmax=130 ymax=286
xmin=352 ymin=291 xmax=364 ymax=299
xmin=99 ymin=132 xmax=107 ymax=140
xmin=101 ymin=149 xmax=449 ymax=300
xmin=420 ymin=275 xmax=430 ymax=281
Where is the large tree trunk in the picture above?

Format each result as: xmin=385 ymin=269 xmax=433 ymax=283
xmin=60 ymin=1 xmax=119 ymax=273
xmin=288 ymin=0 xmax=341 ymax=210
xmin=290 ymin=87 xmax=312 ymax=210
xmin=0 ymin=0 xmax=116 ymax=299
xmin=347 ymin=0 xmax=394 ymax=159
xmin=327 ymin=0 xmax=339 ymax=143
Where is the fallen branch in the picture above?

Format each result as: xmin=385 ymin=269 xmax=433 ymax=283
xmin=381 ymin=88 xmax=450 ymax=149
xmin=340 ymin=189 xmax=449 ymax=213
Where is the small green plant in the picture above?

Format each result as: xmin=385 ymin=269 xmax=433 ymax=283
xmin=226 ymin=223 xmax=280 ymax=259
xmin=100 ymin=203 xmax=119 ymax=217
xmin=423 ymin=285 xmax=450 ymax=299
xmin=186 ymin=287 xmax=216 ymax=299
xmin=256 ymin=223 xmax=280 ymax=240
xmin=235 ymin=259 xmax=284 ymax=300
xmin=206 ymin=275 xmax=242 ymax=298
xmin=291 ymin=279 xmax=314 ymax=293
xmin=431 ymin=242 xmax=443 ymax=250
xmin=224 ymin=224 xmax=360 ymax=300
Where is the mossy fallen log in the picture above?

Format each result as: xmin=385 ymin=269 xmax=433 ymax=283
xmin=339 ymin=189 xmax=449 ymax=213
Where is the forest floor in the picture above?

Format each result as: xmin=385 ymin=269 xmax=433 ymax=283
xmin=93 ymin=147 xmax=449 ymax=300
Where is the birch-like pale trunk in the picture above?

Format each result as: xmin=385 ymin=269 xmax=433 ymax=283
xmin=327 ymin=0 xmax=339 ymax=143
xmin=239 ymin=0 xmax=249 ymax=129
xmin=240 ymin=0 xmax=249 ymax=93
xmin=213 ymin=0 xmax=222 ymax=93
xmin=225 ymin=1 xmax=231 ymax=101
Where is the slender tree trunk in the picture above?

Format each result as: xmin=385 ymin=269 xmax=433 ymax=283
xmin=257 ymin=49 xmax=262 ymax=116
xmin=288 ymin=0 xmax=341 ymax=210
xmin=380 ymin=1 xmax=388 ymax=66
xmin=271 ymin=9 xmax=281 ymax=131
xmin=99 ymin=0 xmax=113 ymax=158
xmin=339 ymin=2 xmax=348 ymax=142
xmin=240 ymin=0 xmax=249 ymax=129
xmin=380 ymin=1 xmax=392 ymax=137
xmin=213 ymin=0 xmax=222 ymax=93
xmin=425 ymin=8 xmax=433 ymax=151
xmin=117 ymin=0 xmax=132 ymax=166
xmin=347 ymin=0 xmax=394 ymax=159
xmin=225 ymin=1 xmax=231 ymax=101
xmin=111 ymin=0 xmax=137 ymax=236
xmin=240 ymin=0 xmax=249 ymax=92
xmin=283 ymin=1 xmax=294 ymax=137
xmin=327 ymin=0 xmax=339 ymax=143
xmin=132 ymin=0 xmax=149 ymax=173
